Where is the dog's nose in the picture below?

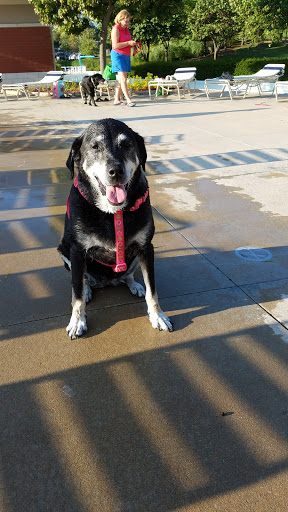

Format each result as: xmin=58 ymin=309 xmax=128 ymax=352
xmin=108 ymin=168 xmax=124 ymax=179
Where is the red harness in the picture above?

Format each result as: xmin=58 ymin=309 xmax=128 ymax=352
xmin=67 ymin=175 xmax=149 ymax=273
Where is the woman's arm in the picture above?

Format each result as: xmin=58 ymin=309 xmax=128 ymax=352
xmin=111 ymin=26 xmax=136 ymax=49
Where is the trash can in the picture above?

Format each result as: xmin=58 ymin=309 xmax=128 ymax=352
xmin=52 ymin=80 xmax=65 ymax=98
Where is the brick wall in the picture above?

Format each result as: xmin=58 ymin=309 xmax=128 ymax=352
xmin=0 ymin=26 xmax=54 ymax=73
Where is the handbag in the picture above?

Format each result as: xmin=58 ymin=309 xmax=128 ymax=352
xmin=103 ymin=64 xmax=116 ymax=80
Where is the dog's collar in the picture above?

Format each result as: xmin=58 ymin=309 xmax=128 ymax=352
xmin=68 ymin=175 xmax=149 ymax=273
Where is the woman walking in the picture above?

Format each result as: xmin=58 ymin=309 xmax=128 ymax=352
xmin=111 ymin=9 xmax=137 ymax=107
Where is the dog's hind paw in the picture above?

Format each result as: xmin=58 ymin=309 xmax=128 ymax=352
xmin=84 ymin=282 xmax=92 ymax=303
xmin=149 ymin=310 xmax=173 ymax=332
xmin=66 ymin=315 xmax=87 ymax=339
xmin=129 ymin=281 xmax=145 ymax=297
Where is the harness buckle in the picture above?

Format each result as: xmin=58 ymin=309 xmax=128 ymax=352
xmin=113 ymin=263 xmax=127 ymax=273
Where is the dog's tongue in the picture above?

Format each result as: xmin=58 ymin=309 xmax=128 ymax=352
xmin=106 ymin=185 xmax=127 ymax=204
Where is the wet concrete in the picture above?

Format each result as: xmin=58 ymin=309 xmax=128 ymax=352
xmin=1 ymin=91 xmax=288 ymax=511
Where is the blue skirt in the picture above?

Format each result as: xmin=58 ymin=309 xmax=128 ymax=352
xmin=111 ymin=50 xmax=131 ymax=73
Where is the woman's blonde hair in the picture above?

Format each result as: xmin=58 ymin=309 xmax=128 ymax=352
xmin=114 ymin=9 xmax=131 ymax=25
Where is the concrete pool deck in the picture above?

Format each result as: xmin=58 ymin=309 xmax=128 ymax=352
xmin=1 ymin=89 xmax=288 ymax=511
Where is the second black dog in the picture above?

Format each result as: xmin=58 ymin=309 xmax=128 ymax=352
xmin=80 ymin=73 xmax=105 ymax=106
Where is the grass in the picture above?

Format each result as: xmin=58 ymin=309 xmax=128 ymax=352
xmin=57 ymin=41 xmax=288 ymax=81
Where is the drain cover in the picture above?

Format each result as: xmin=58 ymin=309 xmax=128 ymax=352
xmin=235 ymin=246 xmax=272 ymax=262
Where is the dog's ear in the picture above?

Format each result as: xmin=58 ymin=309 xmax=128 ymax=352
xmin=66 ymin=136 xmax=83 ymax=179
xmin=134 ymin=132 xmax=147 ymax=171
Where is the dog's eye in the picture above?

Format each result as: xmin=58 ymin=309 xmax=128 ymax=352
xmin=120 ymin=138 xmax=132 ymax=148
xmin=91 ymin=142 xmax=99 ymax=150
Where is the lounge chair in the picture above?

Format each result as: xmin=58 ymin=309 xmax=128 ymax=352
xmin=274 ymin=80 xmax=288 ymax=102
xmin=148 ymin=67 xmax=197 ymax=99
xmin=2 ymin=71 xmax=64 ymax=100
xmin=204 ymin=63 xmax=285 ymax=100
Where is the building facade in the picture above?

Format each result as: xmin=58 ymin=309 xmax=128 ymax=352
xmin=0 ymin=0 xmax=54 ymax=74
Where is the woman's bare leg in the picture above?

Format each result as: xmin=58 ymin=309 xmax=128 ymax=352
xmin=114 ymin=78 xmax=122 ymax=104
xmin=117 ymin=71 xmax=132 ymax=103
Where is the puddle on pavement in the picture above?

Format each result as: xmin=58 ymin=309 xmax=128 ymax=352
xmin=0 ymin=168 xmax=70 ymax=188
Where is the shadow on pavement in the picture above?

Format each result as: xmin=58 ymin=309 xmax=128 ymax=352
xmin=0 ymin=324 xmax=288 ymax=511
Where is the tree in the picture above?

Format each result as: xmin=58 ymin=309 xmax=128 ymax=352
xmin=256 ymin=0 xmax=288 ymax=37
xmin=230 ymin=0 xmax=269 ymax=44
xmin=132 ymin=18 xmax=160 ymax=62
xmin=53 ymin=28 xmax=79 ymax=52
xmin=190 ymin=0 xmax=236 ymax=59
xmin=29 ymin=0 xmax=184 ymax=71
xmin=79 ymin=27 xmax=99 ymax=56
xmin=156 ymin=14 xmax=187 ymax=61
xmin=130 ymin=0 xmax=186 ymax=62
xmin=29 ymin=0 xmax=121 ymax=72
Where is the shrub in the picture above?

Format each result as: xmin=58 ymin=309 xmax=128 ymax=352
xmin=128 ymin=73 xmax=155 ymax=90
xmin=169 ymin=40 xmax=204 ymax=60
xmin=131 ymin=56 xmax=288 ymax=81
xmin=233 ymin=58 xmax=265 ymax=75
xmin=79 ymin=58 xmax=100 ymax=70
xmin=64 ymin=81 xmax=79 ymax=92
xmin=149 ymin=46 xmax=166 ymax=62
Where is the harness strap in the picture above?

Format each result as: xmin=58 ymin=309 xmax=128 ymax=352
xmin=67 ymin=175 xmax=149 ymax=273
xmin=113 ymin=210 xmax=127 ymax=272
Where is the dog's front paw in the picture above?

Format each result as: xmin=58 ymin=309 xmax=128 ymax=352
xmin=66 ymin=314 xmax=87 ymax=339
xmin=129 ymin=281 xmax=145 ymax=297
xmin=149 ymin=310 xmax=173 ymax=332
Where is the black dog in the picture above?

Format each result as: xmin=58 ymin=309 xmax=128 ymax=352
xmin=58 ymin=118 xmax=173 ymax=338
xmin=80 ymin=73 xmax=104 ymax=106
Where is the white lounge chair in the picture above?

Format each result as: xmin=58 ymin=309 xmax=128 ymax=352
xmin=205 ymin=63 xmax=285 ymax=100
xmin=148 ymin=67 xmax=197 ymax=99
xmin=274 ymin=80 xmax=288 ymax=101
xmin=2 ymin=71 xmax=64 ymax=100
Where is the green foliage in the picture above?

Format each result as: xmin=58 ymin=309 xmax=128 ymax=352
xmin=28 ymin=0 xmax=91 ymax=34
xmin=64 ymin=81 xmax=80 ymax=91
xmin=30 ymin=0 xmax=288 ymax=71
xmin=130 ymin=42 xmax=288 ymax=80
xmin=168 ymin=39 xmax=204 ymax=60
xmin=257 ymin=0 xmax=288 ymax=32
xmin=56 ymin=58 xmax=101 ymax=71
xmin=149 ymin=46 xmax=166 ymax=61
xmin=147 ymin=39 xmax=204 ymax=62
xmin=53 ymin=28 xmax=79 ymax=52
xmin=132 ymin=13 xmax=187 ymax=61
xmin=231 ymin=0 xmax=268 ymax=44
xmin=127 ymin=0 xmax=185 ymax=22
xmin=233 ymin=58 xmax=265 ymax=75
xmin=29 ymin=0 xmax=141 ymax=71
xmin=128 ymin=73 xmax=155 ymax=90
xmin=80 ymin=57 xmax=100 ymax=70
xmin=56 ymin=42 xmax=288 ymax=87
xmin=132 ymin=18 xmax=161 ymax=61
xmin=233 ymin=57 xmax=288 ymax=77
xmin=190 ymin=0 xmax=237 ymax=58
xmin=156 ymin=14 xmax=187 ymax=60
xmin=79 ymin=27 xmax=99 ymax=56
